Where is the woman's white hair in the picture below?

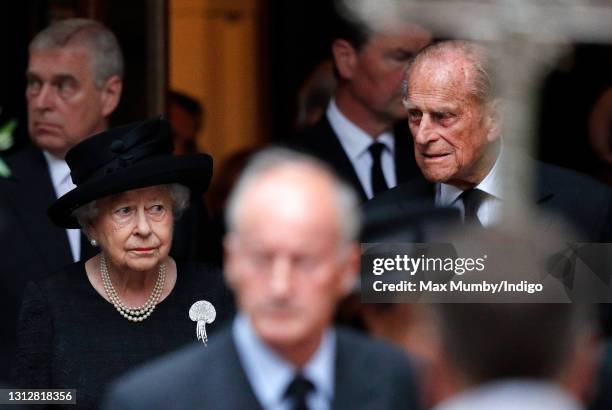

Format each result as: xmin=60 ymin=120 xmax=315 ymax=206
xmin=73 ymin=183 xmax=190 ymax=231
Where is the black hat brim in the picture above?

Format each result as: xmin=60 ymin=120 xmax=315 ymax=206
xmin=48 ymin=153 xmax=213 ymax=229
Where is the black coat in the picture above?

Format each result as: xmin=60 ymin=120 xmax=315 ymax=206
xmin=0 ymin=144 xmax=210 ymax=380
xmin=0 ymin=145 xmax=83 ymax=380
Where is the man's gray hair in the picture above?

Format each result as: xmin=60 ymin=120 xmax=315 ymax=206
xmin=73 ymin=183 xmax=190 ymax=230
xmin=405 ymin=40 xmax=496 ymax=103
xmin=29 ymin=18 xmax=124 ymax=88
xmin=431 ymin=304 xmax=595 ymax=384
xmin=225 ymin=147 xmax=361 ymax=246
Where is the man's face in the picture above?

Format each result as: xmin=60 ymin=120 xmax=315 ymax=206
xmin=405 ymin=58 xmax=499 ymax=189
xmin=225 ymin=168 xmax=357 ymax=352
xmin=26 ymin=46 xmax=114 ymax=158
xmin=168 ymin=102 xmax=199 ymax=145
xmin=345 ymin=26 xmax=430 ymax=122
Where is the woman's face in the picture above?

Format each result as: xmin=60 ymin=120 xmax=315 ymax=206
xmin=89 ymin=185 xmax=174 ymax=273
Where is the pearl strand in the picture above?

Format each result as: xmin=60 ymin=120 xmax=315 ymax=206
xmin=100 ymin=254 xmax=166 ymax=322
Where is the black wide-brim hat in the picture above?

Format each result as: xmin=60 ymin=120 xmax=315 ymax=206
xmin=48 ymin=117 xmax=213 ymax=228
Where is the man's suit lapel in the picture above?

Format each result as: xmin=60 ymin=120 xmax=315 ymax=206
xmin=332 ymin=331 xmax=381 ymax=410
xmin=317 ymin=118 xmax=369 ymax=201
xmin=4 ymin=145 xmax=73 ymax=271
xmin=220 ymin=331 xmax=265 ymax=410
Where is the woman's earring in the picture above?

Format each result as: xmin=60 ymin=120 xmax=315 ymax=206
xmin=90 ymin=239 xmax=98 ymax=247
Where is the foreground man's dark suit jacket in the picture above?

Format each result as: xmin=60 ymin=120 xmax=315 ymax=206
xmin=0 ymin=144 xmax=209 ymax=381
xmin=363 ymin=159 xmax=612 ymax=243
xmin=103 ymin=326 xmax=421 ymax=410
xmin=290 ymin=117 xmax=421 ymax=202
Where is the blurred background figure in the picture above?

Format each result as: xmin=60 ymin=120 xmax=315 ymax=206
xmin=588 ymin=87 xmax=612 ymax=186
xmin=168 ymin=90 xmax=204 ymax=155
xmin=427 ymin=304 xmax=600 ymax=410
xmin=202 ymin=146 xmax=258 ymax=265
xmin=104 ymin=148 xmax=421 ymax=410
xmin=294 ymin=59 xmax=336 ymax=130
xmin=289 ymin=7 xmax=430 ymax=202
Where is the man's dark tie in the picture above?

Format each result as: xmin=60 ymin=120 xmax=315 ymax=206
xmin=284 ymin=373 xmax=314 ymax=410
xmin=460 ymin=188 xmax=488 ymax=227
xmin=369 ymin=142 xmax=389 ymax=196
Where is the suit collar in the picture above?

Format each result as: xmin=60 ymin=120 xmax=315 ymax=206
xmin=309 ymin=117 xmax=369 ymax=201
xmin=332 ymin=329 xmax=385 ymax=410
xmin=209 ymin=328 xmax=265 ymax=410
xmin=438 ymin=145 xmax=506 ymax=206
xmin=327 ymin=99 xmax=395 ymax=159
xmin=42 ymin=150 xmax=73 ymax=193
xmin=434 ymin=380 xmax=582 ymax=410
xmin=232 ymin=314 xmax=336 ymax=409
xmin=416 ymin=153 xmax=555 ymax=206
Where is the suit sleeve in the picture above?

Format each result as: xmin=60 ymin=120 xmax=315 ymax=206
xmin=10 ymin=281 xmax=53 ymax=390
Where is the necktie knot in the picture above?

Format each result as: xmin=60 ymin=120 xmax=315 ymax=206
xmin=368 ymin=142 xmax=386 ymax=160
xmin=368 ymin=142 xmax=389 ymax=196
xmin=285 ymin=373 xmax=314 ymax=410
xmin=460 ymin=188 xmax=488 ymax=226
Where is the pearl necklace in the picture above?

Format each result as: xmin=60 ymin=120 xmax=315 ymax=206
xmin=100 ymin=254 xmax=166 ymax=322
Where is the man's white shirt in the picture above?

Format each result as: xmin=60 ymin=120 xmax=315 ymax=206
xmin=43 ymin=150 xmax=80 ymax=261
xmin=436 ymin=146 xmax=505 ymax=227
xmin=327 ymin=99 xmax=397 ymax=199
xmin=233 ymin=314 xmax=336 ymax=410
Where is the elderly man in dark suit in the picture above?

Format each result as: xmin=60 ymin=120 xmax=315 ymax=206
xmin=290 ymin=10 xmax=430 ymax=202
xmin=0 ymin=18 xmax=123 ymax=380
xmin=364 ymin=40 xmax=612 ymax=242
xmin=103 ymin=148 xmax=421 ymax=410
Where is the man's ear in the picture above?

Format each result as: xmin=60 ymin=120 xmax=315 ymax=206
xmin=223 ymin=234 xmax=240 ymax=290
xmin=332 ymin=39 xmax=359 ymax=80
xmin=100 ymin=75 xmax=123 ymax=117
xmin=485 ymin=98 xmax=502 ymax=143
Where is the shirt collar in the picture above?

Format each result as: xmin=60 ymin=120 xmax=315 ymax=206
xmin=42 ymin=150 xmax=72 ymax=188
xmin=434 ymin=379 xmax=583 ymax=410
xmin=326 ymin=98 xmax=395 ymax=161
xmin=232 ymin=314 xmax=336 ymax=408
xmin=438 ymin=143 xmax=505 ymax=206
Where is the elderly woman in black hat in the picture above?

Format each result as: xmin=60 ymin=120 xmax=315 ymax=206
xmin=12 ymin=118 xmax=233 ymax=409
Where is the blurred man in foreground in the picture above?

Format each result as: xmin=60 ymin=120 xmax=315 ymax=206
xmin=103 ymin=148 xmax=421 ymax=410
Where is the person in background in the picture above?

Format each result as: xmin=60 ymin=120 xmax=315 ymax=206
xmin=0 ymin=18 xmax=123 ymax=380
xmin=168 ymin=90 xmax=204 ymax=155
xmin=289 ymin=8 xmax=430 ymax=202
xmin=294 ymin=59 xmax=337 ymax=130
xmin=428 ymin=304 xmax=600 ymax=410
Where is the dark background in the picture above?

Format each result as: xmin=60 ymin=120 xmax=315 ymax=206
xmin=1 ymin=1 xmax=611 ymax=186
